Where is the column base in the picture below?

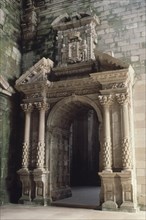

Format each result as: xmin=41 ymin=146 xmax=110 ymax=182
xmin=33 ymin=197 xmax=51 ymax=206
xmin=102 ymin=201 xmax=118 ymax=211
xmin=19 ymin=195 xmax=32 ymax=205
xmin=120 ymin=201 xmax=138 ymax=212
xmin=51 ymin=187 xmax=72 ymax=201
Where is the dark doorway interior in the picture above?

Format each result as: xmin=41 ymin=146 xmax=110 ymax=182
xmin=70 ymin=109 xmax=101 ymax=187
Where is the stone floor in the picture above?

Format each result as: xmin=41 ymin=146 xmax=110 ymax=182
xmin=52 ymin=186 xmax=100 ymax=209
xmin=1 ymin=204 xmax=146 ymax=220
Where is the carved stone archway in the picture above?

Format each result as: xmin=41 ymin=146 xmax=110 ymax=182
xmin=15 ymin=13 xmax=138 ymax=212
xmin=46 ymin=95 xmax=102 ymax=201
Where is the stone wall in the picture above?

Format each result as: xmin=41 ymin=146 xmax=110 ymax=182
xmin=0 ymin=0 xmax=21 ymax=80
xmin=0 ymin=0 xmax=22 ymax=204
xmin=21 ymin=0 xmax=146 ymax=210
xmin=133 ymin=74 xmax=146 ymax=211
xmin=22 ymin=0 xmax=146 ymax=75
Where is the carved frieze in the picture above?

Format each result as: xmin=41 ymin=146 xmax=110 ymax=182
xmin=103 ymin=82 xmax=127 ymax=90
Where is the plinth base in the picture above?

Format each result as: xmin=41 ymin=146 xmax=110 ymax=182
xmin=102 ymin=201 xmax=118 ymax=211
xmin=120 ymin=201 xmax=138 ymax=212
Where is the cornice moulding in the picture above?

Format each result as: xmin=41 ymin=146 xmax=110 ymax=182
xmin=0 ymin=75 xmax=15 ymax=96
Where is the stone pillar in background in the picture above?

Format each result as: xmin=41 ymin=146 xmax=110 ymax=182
xmin=17 ymin=103 xmax=33 ymax=203
xmin=33 ymin=101 xmax=49 ymax=205
xmin=116 ymin=93 xmax=132 ymax=171
xmin=98 ymin=95 xmax=113 ymax=172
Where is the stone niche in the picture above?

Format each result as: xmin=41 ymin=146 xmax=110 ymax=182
xmin=15 ymin=13 xmax=138 ymax=212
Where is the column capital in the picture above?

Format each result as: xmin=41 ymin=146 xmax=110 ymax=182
xmin=21 ymin=103 xmax=33 ymax=112
xmin=35 ymin=101 xmax=50 ymax=111
xmin=116 ymin=93 xmax=129 ymax=105
xmin=98 ymin=94 xmax=114 ymax=106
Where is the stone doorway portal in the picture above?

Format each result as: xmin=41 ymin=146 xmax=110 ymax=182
xmin=15 ymin=12 xmax=138 ymax=212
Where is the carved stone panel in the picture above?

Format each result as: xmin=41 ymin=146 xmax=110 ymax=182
xmin=52 ymin=13 xmax=100 ymax=66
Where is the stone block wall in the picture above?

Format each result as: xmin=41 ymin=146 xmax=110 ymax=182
xmin=0 ymin=0 xmax=21 ymax=80
xmin=22 ymin=0 xmax=146 ymax=75
xmin=133 ymin=74 xmax=146 ymax=211
xmin=0 ymin=0 xmax=22 ymax=204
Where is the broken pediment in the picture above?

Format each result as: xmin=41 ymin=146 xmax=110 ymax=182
xmin=52 ymin=50 xmax=129 ymax=78
xmin=94 ymin=49 xmax=129 ymax=71
xmin=15 ymin=58 xmax=54 ymax=87
xmin=0 ymin=75 xmax=15 ymax=96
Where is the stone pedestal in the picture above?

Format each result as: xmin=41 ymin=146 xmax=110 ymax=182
xmin=17 ymin=168 xmax=32 ymax=204
xmin=99 ymin=172 xmax=118 ymax=211
xmin=118 ymin=171 xmax=137 ymax=212
xmin=33 ymin=168 xmax=50 ymax=206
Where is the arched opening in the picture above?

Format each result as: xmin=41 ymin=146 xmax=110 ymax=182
xmin=47 ymin=96 xmax=102 ymax=208
xmin=70 ymin=109 xmax=100 ymax=187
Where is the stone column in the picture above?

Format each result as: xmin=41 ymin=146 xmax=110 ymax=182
xmin=33 ymin=101 xmax=50 ymax=205
xmin=17 ymin=103 xmax=33 ymax=203
xmin=116 ymin=93 xmax=132 ymax=171
xmin=21 ymin=103 xmax=33 ymax=169
xmin=35 ymin=101 xmax=49 ymax=169
xmin=116 ymin=93 xmax=137 ymax=212
xmin=98 ymin=95 xmax=113 ymax=172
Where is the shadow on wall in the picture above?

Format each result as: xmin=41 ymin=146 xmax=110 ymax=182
xmin=6 ymin=92 xmax=23 ymax=203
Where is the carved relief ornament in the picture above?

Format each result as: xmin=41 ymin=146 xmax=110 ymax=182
xmin=21 ymin=103 xmax=33 ymax=112
xmin=52 ymin=13 xmax=100 ymax=66
xmin=98 ymin=95 xmax=114 ymax=106
xmin=116 ymin=93 xmax=129 ymax=105
xmin=34 ymin=101 xmax=50 ymax=111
